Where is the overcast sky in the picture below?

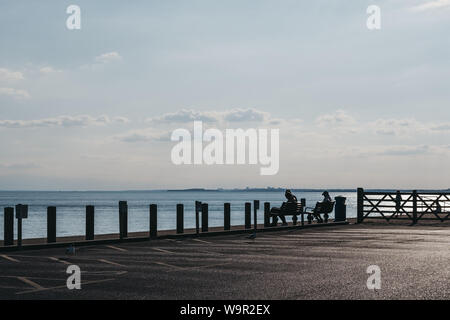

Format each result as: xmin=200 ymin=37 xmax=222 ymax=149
xmin=1 ymin=0 xmax=450 ymax=190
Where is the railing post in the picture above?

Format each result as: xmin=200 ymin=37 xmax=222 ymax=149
xmin=357 ymin=188 xmax=364 ymax=223
xmin=412 ymin=190 xmax=418 ymax=225
xmin=3 ymin=207 xmax=14 ymax=246
xmin=244 ymin=202 xmax=251 ymax=229
xmin=201 ymin=203 xmax=208 ymax=232
xmin=176 ymin=204 xmax=184 ymax=234
xmin=47 ymin=206 xmax=56 ymax=243
xmin=253 ymin=200 xmax=259 ymax=231
xmin=195 ymin=201 xmax=201 ymax=235
xmin=264 ymin=202 xmax=270 ymax=228
xmin=86 ymin=205 xmax=95 ymax=240
xmin=119 ymin=201 xmax=128 ymax=240
xmin=224 ymin=203 xmax=231 ymax=231
xmin=15 ymin=204 xmax=27 ymax=247
xmin=301 ymin=198 xmax=306 ymax=226
xmin=150 ymin=204 xmax=157 ymax=239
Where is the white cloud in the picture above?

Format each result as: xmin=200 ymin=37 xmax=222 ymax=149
xmin=0 ymin=115 xmax=130 ymax=128
xmin=315 ymin=110 xmax=356 ymax=128
xmin=39 ymin=66 xmax=62 ymax=74
xmin=95 ymin=52 xmax=122 ymax=64
xmin=0 ymin=68 xmax=24 ymax=82
xmin=0 ymin=87 xmax=30 ymax=99
xmin=223 ymin=108 xmax=268 ymax=122
xmin=430 ymin=123 xmax=450 ymax=131
xmin=114 ymin=128 xmax=171 ymax=142
xmin=146 ymin=108 xmax=271 ymax=124
xmin=410 ymin=0 xmax=450 ymax=11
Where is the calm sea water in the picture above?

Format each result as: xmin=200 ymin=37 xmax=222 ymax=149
xmin=0 ymin=191 xmax=357 ymax=240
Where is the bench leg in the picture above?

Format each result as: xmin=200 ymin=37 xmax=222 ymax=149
xmin=292 ymin=215 xmax=297 ymax=225
xmin=307 ymin=213 xmax=312 ymax=224
xmin=324 ymin=213 xmax=329 ymax=223
xmin=271 ymin=216 xmax=278 ymax=226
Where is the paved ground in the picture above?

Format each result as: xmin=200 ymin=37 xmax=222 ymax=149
xmin=1 ymin=223 xmax=450 ymax=299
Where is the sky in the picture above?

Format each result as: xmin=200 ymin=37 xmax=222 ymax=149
xmin=0 ymin=0 xmax=450 ymax=190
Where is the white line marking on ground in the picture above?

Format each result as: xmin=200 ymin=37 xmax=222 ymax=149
xmin=152 ymin=247 xmax=174 ymax=254
xmin=153 ymin=261 xmax=184 ymax=270
xmin=16 ymin=278 xmax=116 ymax=295
xmin=193 ymin=239 xmax=213 ymax=244
xmin=49 ymin=257 xmax=71 ymax=265
xmin=105 ymin=245 xmax=128 ymax=252
xmin=98 ymin=259 xmax=126 ymax=267
xmin=16 ymin=277 xmax=44 ymax=290
xmin=0 ymin=254 xmax=19 ymax=262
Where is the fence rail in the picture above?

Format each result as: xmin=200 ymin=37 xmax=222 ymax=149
xmin=357 ymin=188 xmax=450 ymax=224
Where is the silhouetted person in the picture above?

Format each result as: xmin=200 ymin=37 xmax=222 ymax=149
xmin=271 ymin=189 xmax=298 ymax=226
xmin=395 ymin=191 xmax=402 ymax=216
xmin=322 ymin=191 xmax=332 ymax=202
xmin=435 ymin=201 xmax=442 ymax=214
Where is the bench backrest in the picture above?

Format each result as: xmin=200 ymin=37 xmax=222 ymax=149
xmin=314 ymin=201 xmax=335 ymax=214
xmin=282 ymin=202 xmax=303 ymax=213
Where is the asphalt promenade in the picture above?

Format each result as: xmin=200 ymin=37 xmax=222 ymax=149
xmin=1 ymin=223 xmax=449 ymax=299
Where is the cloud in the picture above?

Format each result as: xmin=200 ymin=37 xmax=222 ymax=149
xmin=377 ymin=145 xmax=430 ymax=156
xmin=370 ymin=118 xmax=422 ymax=136
xmin=95 ymin=52 xmax=122 ymax=64
xmin=0 ymin=68 xmax=24 ymax=82
xmin=114 ymin=128 xmax=171 ymax=142
xmin=0 ymin=87 xmax=30 ymax=99
xmin=146 ymin=108 xmax=271 ymax=124
xmin=0 ymin=115 xmax=130 ymax=128
xmin=39 ymin=66 xmax=62 ymax=74
xmin=315 ymin=110 xmax=356 ymax=129
xmin=430 ymin=123 xmax=450 ymax=131
xmin=0 ymin=162 xmax=40 ymax=170
xmin=147 ymin=109 xmax=219 ymax=123
xmin=370 ymin=118 xmax=450 ymax=136
xmin=223 ymin=108 xmax=268 ymax=122
xmin=410 ymin=0 xmax=450 ymax=11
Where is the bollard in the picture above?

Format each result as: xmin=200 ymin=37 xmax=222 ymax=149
xmin=86 ymin=205 xmax=95 ymax=240
xmin=245 ymin=202 xmax=251 ymax=229
xmin=301 ymin=198 xmax=306 ymax=226
xmin=195 ymin=201 xmax=202 ymax=235
xmin=264 ymin=202 xmax=270 ymax=228
xmin=119 ymin=201 xmax=128 ymax=239
xmin=253 ymin=200 xmax=259 ymax=231
xmin=3 ymin=207 xmax=14 ymax=246
xmin=15 ymin=204 xmax=28 ymax=247
xmin=357 ymin=188 xmax=364 ymax=223
xmin=47 ymin=206 xmax=57 ymax=243
xmin=176 ymin=204 xmax=184 ymax=234
xmin=224 ymin=203 xmax=231 ymax=231
xmin=201 ymin=203 xmax=208 ymax=232
xmin=150 ymin=204 xmax=157 ymax=238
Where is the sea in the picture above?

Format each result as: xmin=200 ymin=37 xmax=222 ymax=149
xmin=0 ymin=190 xmax=357 ymax=240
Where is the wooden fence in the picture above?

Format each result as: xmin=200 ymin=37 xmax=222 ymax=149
xmin=357 ymin=188 xmax=450 ymax=224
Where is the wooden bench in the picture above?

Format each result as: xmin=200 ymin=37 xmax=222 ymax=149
xmin=305 ymin=201 xmax=335 ymax=223
xmin=269 ymin=202 xmax=304 ymax=225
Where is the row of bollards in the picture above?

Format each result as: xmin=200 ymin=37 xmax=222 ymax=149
xmin=2 ymin=200 xmax=309 ymax=247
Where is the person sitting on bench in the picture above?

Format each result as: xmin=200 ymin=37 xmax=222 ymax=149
xmin=310 ymin=191 xmax=332 ymax=223
xmin=270 ymin=189 xmax=298 ymax=226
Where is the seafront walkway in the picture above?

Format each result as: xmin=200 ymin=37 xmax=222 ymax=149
xmin=1 ymin=222 xmax=450 ymax=299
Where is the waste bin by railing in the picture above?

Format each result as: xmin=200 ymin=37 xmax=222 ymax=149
xmin=334 ymin=196 xmax=347 ymax=222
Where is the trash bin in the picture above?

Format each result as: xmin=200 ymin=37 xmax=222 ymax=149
xmin=334 ymin=196 xmax=347 ymax=222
